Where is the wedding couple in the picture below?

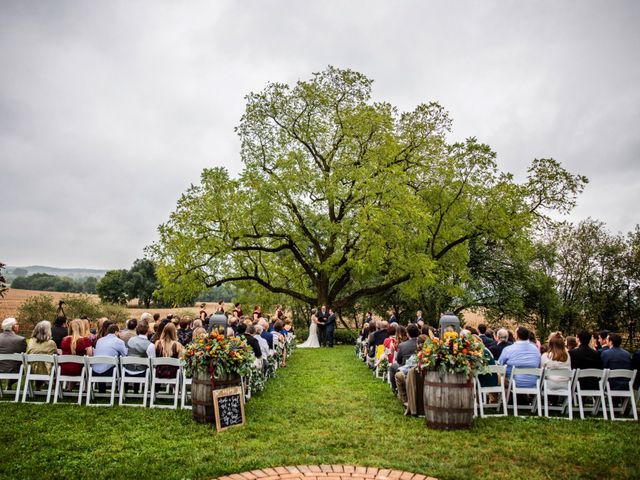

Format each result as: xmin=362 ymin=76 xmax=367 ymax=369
xmin=298 ymin=305 xmax=336 ymax=348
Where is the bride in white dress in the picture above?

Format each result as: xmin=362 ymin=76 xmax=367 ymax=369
xmin=298 ymin=308 xmax=320 ymax=348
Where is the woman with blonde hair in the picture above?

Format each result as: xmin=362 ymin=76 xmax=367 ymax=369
xmin=154 ymin=323 xmax=183 ymax=378
xmin=26 ymin=320 xmax=59 ymax=375
xmin=81 ymin=318 xmax=92 ymax=338
xmin=60 ymin=320 xmax=93 ymax=376
xmin=192 ymin=326 xmax=207 ymax=339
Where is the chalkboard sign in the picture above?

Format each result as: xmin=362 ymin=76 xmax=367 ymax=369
xmin=212 ymin=386 xmax=245 ymax=432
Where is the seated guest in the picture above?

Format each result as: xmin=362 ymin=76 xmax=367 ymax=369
xmin=271 ymin=320 xmax=285 ymax=344
xmin=93 ymin=324 xmax=127 ymax=392
xmin=395 ymin=336 xmax=427 ymax=415
xmin=94 ymin=317 xmax=110 ymax=346
xmin=0 ymin=318 xmax=27 ymax=383
xmin=478 ymin=324 xmax=497 ymax=350
xmin=81 ymin=319 xmax=92 ymax=339
xmin=565 ymin=336 xmax=577 ymax=352
xmin=282 ymin=318 xmax=294 ymax=336
xmin=154 ymin=323 xmax=183 ymax=379
xmin=389 ymin=324 xmax=420 ymax=392
xmin=498 ymin=326 xmax=541 ymax=388
xmin=177 ymin=317 xmax=193 ymax=346
xmin=151 ymin=318 xmax=170 ymax=343
xmin=259 ymin=319 xmax=274 ymax=349
xmin=596 ymin=330 xmax=610 ymax=352
xmin=489 ymin=328 xmax=512 ymax=361
xmin=51 ymin=316 xmax=68 ymax=348
xmin=600 ymin=333 xmax=632 ymax=390
xmin=253 ymin=324 xmax=270 ymax=361
xmin=529 ymin=331 xmax=541 ymax=351
xmin=569 ymin=329 xmax=603 ymax=390
xmin=119 ymin=319 xmax=137 ymax=346
xmin=60 ymin=319 xmax=93 ymax=376
xmin=26 ymin=321 xmax=59 ymax=375
xmin=541 ymin=332 xmax=571 ymax=390
xmin=192 ymin=327 xmax=207 ymax=340
xmin=237 ymin=322 xmax=262 ymax=360
xmin=383 ymin=324 xmax=398 ymax=363
xmin=473 ymin=334 xmax=498 ymax=389
xmin=367 ymin=321 xmax=389 ymax=368
xmin=126 ymin=321 xmax=156 ymax=392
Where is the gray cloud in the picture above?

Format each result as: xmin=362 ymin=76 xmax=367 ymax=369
xmin=1 ymin=0 xmax=639 ymax=268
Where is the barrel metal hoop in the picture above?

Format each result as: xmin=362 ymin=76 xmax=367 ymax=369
xmin=190 ymin=398 xmax=211 ymax=407
xmin=424 ymin=405 xmax=474 ymax=413
xmin=423 ymin=380 xmax=473 ymax=389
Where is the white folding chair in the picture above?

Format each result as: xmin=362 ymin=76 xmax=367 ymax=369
xmin=180 ymin=368 xmax=192 ymax=409
xmin=605 ymin=369 xmax=638 ymax=421
xmin=119 ymin=357 xmax=150 ymax=407
xmin=506 ymin=367 xmax=543 ymax=417
xmin=573 ymin=368 xmax=608 ymax=420
xmin=150 ymin=357 xmax=181 ymax=409
xmin=476 ymin=365 xmax=508 ymax=417
xmin=542 ymin=368 xmax=575 ymax=419
xmin=53 ymin=355 xmax=87 ymax=405
xmin=242 ymin=373 xmax=251 ymax=402
xmin=86 ymin=356 xmax=119 ymax=406
xmin=0 ymin=353 xmax=25 ymax=402
xmin=21 ymin=354 xmax=56 ymax=403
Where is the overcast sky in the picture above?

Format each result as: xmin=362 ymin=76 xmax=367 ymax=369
xmin=1 ymin=0 xmax=639 ymax=270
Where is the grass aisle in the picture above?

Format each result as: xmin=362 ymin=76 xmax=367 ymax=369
xmin=1 ymin=346 xmax=639 ymax=479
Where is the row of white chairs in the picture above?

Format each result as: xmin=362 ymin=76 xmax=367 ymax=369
xmin=368 ymin=356 xmax=639 ymax=422
xmin=475 ymin=366 xmax=638 ymax=421
xmin=0 ymin=353 xmax=200 ymax=409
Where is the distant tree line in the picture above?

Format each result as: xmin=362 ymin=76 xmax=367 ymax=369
xmin=11 ymin=273 xmax=98 ymax=294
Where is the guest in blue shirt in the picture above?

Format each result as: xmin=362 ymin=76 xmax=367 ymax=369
xmin=498 ymin=326 xmax=541 ymax=388
xmin=601 ymin=333 xmax=632 ymax=390
xmin=93 ymin=324 xmax=127 ymax=392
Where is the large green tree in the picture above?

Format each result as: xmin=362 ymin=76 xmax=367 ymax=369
xmin=124 ymin=258 xmax=158 ymax=308
xmin=150 ymin=67 xmax=586 ymax=311
xmin=96 ymin=269 xmax=129 ymax=305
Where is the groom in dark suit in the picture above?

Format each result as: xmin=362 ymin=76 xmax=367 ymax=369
xmin=325 ymin=308 xmax=337 ymax=348
xmin=317 ymin=305 xmax=328 ymax=347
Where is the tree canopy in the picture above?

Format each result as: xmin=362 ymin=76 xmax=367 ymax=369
xmin=149 ymin=67 xmax=587 ymax=314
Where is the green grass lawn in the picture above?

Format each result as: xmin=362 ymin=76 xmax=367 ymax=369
xmin=1 ymin=346 xmax=639 ymax=480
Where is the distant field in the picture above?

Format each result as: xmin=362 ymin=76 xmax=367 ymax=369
xmin=0 ymin=288 xmax=214 ymax=323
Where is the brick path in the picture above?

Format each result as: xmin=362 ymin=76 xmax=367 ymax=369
xmin=215 ymin=465 xmax=438 ymax=480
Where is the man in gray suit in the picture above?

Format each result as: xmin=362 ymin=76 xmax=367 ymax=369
xmin=389 ymin=323 xmax=420 ymax=392
xmin=0 ymin=318 xmax=27 ymax=384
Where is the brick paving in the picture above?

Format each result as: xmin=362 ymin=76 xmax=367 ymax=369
xmin=214 ymin=465 xmax=438 ymax=480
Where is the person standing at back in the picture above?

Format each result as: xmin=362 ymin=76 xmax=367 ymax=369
xmin=325 ymin=308 xmax=336 ymax=348
xmin=51 ymin=316 xmax=68 ymax=348
xmin=317 ymin=305 xmax=328 ymax=347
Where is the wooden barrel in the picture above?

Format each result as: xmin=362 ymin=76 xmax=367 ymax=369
xmin=191 ymin=369 xmax=242 ymax=424
xmin=423 ymin=371 xmax=474 ymax=430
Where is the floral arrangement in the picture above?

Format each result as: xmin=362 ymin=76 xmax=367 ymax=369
xmin=181 ymin=331 xmax=255 ymax=379
xmin=417 ymin=331 xmax=488 ymax=376
xmin=249 ymin=364 xmax=267 ymax=395
xmin=377 ymin=356 xmax=389 ymax=373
